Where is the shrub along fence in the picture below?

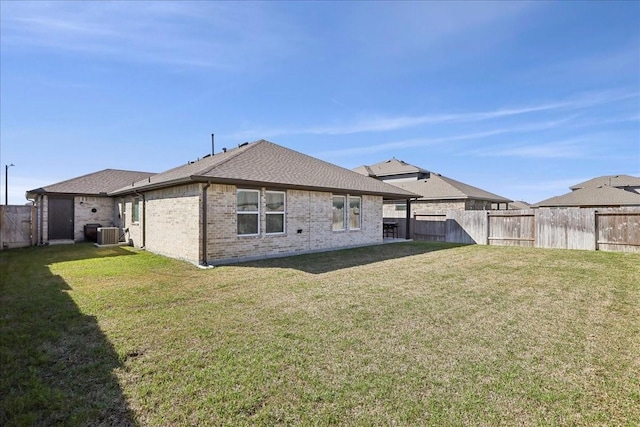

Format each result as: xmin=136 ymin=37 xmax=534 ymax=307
xmin=402 ymin=207 xmax=640 ymax=252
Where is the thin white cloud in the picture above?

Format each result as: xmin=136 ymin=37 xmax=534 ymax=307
xmin=230 ymin=90 xmax=638 ymax=139
xmin=0 ymin=2 xmax=302 ymax=70
xmin=468 ymin=139 xmax=590 ymax=159
xmin=314 ymin=117 xmax=576 ymax=159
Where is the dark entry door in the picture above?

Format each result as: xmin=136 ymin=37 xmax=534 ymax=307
xmin=48 ymin=197 xmax=74 ymax=240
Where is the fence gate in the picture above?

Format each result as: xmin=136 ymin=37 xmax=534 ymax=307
xmin=1 ymin=205 xmax=35 ymax=249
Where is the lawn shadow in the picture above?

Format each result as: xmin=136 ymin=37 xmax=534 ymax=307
xmin=0 ymin=244 xmax=138 ymax=426
xmin=238 ymin=241 xmax=466 ymax=274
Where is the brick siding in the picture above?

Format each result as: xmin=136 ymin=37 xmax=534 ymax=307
xmin=206 ymin=185 xmax=382 ymax=264
xmin=121 ymin=183 xmax=385 ymax=265
xmin=73 ymin=196 xmax=116 ymax=241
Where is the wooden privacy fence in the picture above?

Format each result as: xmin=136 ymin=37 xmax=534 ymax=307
xmin=407 ymin=207 xmax=640 ymax=252
xmin=0 ymin=205 xmax=36 ymax=250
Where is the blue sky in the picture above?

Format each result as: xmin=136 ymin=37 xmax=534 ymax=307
xmin=1 ymin=1 xmax=638 ymax=205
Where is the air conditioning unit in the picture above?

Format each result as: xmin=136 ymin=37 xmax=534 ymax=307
xmin=97 ymin=227 xmax=120 ymax=245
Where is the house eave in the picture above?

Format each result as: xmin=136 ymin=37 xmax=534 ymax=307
xmin=411 ymin=195 xmax=513 ymax=203
xmin=189 ymin=175 xmax=419 ymax=199
xmin=108 ymin=177 xmax=195 ymax=196
xmin=25 ymin=190 xmax=111 ymax=198
xmin=108 ymin=174 xmax=418 ymax=199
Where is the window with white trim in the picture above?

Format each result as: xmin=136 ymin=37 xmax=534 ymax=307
xmin=349 ymin=196 xmax=361 ymax=230
xmin=332 ymin=195 xmax=346 ymax=231
xmin=265 ymin=191 xmax=286 ymax=234
xmin=237 ymin=189 xmax=260 ymax=235
xmin=132 ymin=197 xmax=140 ymax=223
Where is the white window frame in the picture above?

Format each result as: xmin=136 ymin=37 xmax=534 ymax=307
xmin=265 ymin=190 xmax=286 ymax=235
xmin=237 ymin=189 xmax=260 ymax=236
xmin=332 ymin=195 xmax=346 ymax=231
xmin=349 ymin=196 xmax=362 ymax=230
xmin=132 ymin=197 xmax=140 ymax=224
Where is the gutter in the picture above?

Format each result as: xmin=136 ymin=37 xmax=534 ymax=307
xmin=110 ymin=175 xmax=418 ymax=200
xmin=188 ymin=176 xmax=419 ymax=200
xmin=25 ymin=194 xmax=38 ymax=245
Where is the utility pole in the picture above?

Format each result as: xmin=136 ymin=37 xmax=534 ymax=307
xmin=5 ymin=163 xmax=14 ymax=206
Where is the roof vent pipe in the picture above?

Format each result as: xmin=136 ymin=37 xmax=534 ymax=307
xmin=211 ymin=133 xmax=215 ymax=156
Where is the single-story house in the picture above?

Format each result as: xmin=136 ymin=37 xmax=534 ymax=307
xmin=353 ymin=158 xmax=512 ymax=217
xmin=28 ymin=140 xmax=416 ymax=265
xmin=570 ymin=174 xmax=640 ymax=194
xmin=26 ymin=169 xmax=155 ymax=244
xmin=534 ymin=184 xmax=640 ymax=208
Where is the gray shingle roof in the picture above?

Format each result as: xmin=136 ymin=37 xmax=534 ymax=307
xmin=382 ymin=174 xmax=512 ymax=203
xmin=508 ymin=200 xmax=532 ymax=210
xmin=27 ymin=169 xmax=156 ymax=196
xmin=354 ymin=159 xmax=511 ymax=203
xmin=354 ymin=158 xmax=430 ymax=177
xmin=570 ymin=174 xmax=640 ymax=190
xmin=534 ymin=185 xmax=640 ymax=207
xmin=110 ymin=140 xmax=417 ymax=199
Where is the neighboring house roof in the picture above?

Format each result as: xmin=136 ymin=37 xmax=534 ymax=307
xmin=110 ymin=140 xmax=417 ymax=199
xmin=353 ymin=158 xmax=430 ymax=177
xmin=534 ymin=185 xmax=640 ymax=207
xmin=508 ymin=200 xmax=532 ymax=210
xmin=570 ymin=174 xmax=640 ymax=190
xmin=354 ymin=158 xmax=512 ymax=203
xmin=385 ymin=174 xmax=512 ymax=203
xmin=27 ymin=169 xmax=156 ymax=196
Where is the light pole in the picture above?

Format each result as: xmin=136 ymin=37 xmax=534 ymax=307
xmin=5 ymin=164 xmax=14 ymax=206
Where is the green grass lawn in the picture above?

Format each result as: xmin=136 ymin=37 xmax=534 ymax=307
xmin=1 ymin=242 xmax=639 ymax=426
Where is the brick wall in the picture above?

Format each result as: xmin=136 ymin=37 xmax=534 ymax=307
xmin=119 ymin=197 xmax=141 ymax=246
xmin=205 ymin=185 xmax=383 ymax=264
xmin=465 ymin=199 xmax=493 ymax=210
xmin=385 ymin=199 xmax=499 ymax=218
xmin=411 ymin=200 xmax=466 ymax=214
xmin=119 ymin=183 xmax=385 ymax=265
xmin=121 ymin=184 xmax=201 ymax=263
xmin=38 ymin=195 xmax=115 ymax=243
xmin=73 ymin=196 xmax=116 ymax=241
xmin=41 ymin=195 xmax=48 ymax=243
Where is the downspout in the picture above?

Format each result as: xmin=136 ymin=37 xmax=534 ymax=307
xmin=26 ymin=195 xmax=37 ymax=246
xmin=201 ymin=182 xmax=212 ymax=266
xmin=133 ymin=189 xmax=146 ymax=249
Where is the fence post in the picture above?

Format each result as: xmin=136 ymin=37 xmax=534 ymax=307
xmin=594 ymin=210 xmax=599 ymax=251
xmin=486 ymin=211 xmax=490 ymax=245
xmin=405 ymin=199 xmax=412 ymax=240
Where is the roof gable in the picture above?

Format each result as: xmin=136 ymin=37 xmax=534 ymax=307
xmin=27 ymin=169 xmax=156 ymax=196
xmin=535 ymin=185 xmax=640 ymax=207
xmin=111 ymin=140 xmax=417 ymax=198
